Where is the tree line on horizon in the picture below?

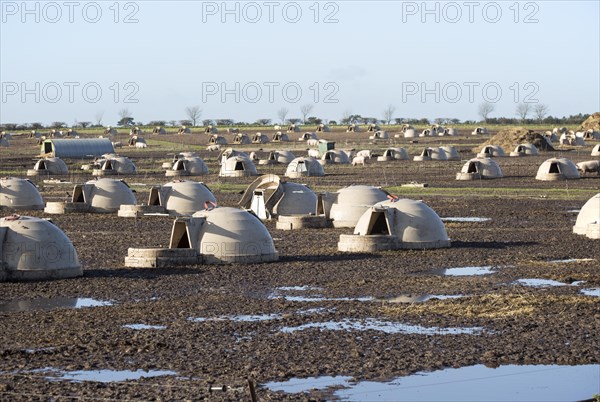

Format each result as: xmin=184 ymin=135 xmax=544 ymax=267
xmin=1 ymin=104 xmax=591 ymax=131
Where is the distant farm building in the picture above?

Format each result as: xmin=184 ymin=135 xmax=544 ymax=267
xmin=40 ymin=138 xmax=114 ymax=158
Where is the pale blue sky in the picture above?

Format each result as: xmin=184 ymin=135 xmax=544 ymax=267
xmin=1 ymin=0 xmax=599 ymax=125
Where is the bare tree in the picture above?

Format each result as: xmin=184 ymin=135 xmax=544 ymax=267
xmin=478 ymin=102 xmax=495 ymax=123
xmin=118 ymin=108 xmax=131 ymax=119
xmin=185 ymin=106 xmax=202 ymax=126
xmin=300 ymin=104 xmax=313 ymax=124
xmin=341 ymin=110 xmax=352 ymax=124
xmin=94 ymin=111 xmax=104 ymax=126
xmin=534 ymin=104 xmax=549 ymax=123
xmin=277 ymin=107 xmax=289 ymax=124
xmin=515 ymin=103 xmax=531 ymax=122
xmin=382 ymin=104 xmax=396 ymax=125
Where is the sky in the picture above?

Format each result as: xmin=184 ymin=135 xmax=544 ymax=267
xmin=1 ymin=0 xmax=599 ymax=126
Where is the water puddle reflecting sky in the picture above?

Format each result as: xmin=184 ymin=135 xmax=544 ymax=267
xmin=441 ymin=217 xmax=491 ymax=222
xmin=43 ymin=368 xmax=176 ymax=383
xmin=0 ymin=297 xmax=113 ymax=313
xmin=380 ymin=294 xmax=464 ymax=303
xmin=122 ymin=324 xmax=166 ymax=330
xmin=263 ymin=364 xmax=599 ymax=402
xmin=432 ymin=266 xmax=497 ymax=276
xmin=514 ymin=279 xmax=568 ymax=288
xmin=334 ymin=364 xmax=600 ymax=401
xmin=280 ymin=318 xmax=483 ymax=335
xmin=547 ymin=258 xmax=595 ymax=263
xmin=189 ymin=314 xmax=283 ymax=323
xmin=581 ymin=288 xmax=600 ymax=297
xmin=269 ymin=286 xmax=373 ymax=302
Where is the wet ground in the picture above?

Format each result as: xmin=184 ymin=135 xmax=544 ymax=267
xmin=1 ymin=129 xmax=599 ymax=400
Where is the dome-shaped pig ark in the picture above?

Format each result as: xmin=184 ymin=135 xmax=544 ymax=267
xmin=0 ymin=215 xmax=82 ymax=281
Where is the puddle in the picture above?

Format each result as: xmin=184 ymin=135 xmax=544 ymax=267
xmin=272 ymin=295 xmax=374 ymax=302
xmin=581 ymin=288 xmax=600 ymax=297
xmin=190 ymin=314 xmax=282 ymax=323
xmin=276 ymin=286 xmax=323 ymax=291
xmin=24 ymin=347 xmax=56 ymax=354
xmin=514 ymin=279 xmax=568 ymax=288
xmin=432 ymin=266 xmax=496 ymax=276
xmin=265 ymin=376 xmax=352 ymax=394
xmin=230 ymin=314 xmax=283 ymax=322
xmin=566 ymin=209 xmax=581 ymax=213
xmin=269 ymin=287 xmax=373 ymax=303
xmin=441 ymin=217 xmax=491 ymax=222
xmin=42 ymin=368 xmax=176 ymax=383
xmin=333 ymin=364 xmax=600 ymax=401
xmin=547 ymin=258 xmax=595 ymax=263
xmin=379 ymin=294 xmax=464 ymax=303
xmin=0 ymin=297 xmax=113 ymax=313
xmin=296 ymin=307 xmax=334 ymax=315
xmin=123 ymin=324 xmax=166 ymax=330
xmin=280 ymin=318 xmax=483 ymax=335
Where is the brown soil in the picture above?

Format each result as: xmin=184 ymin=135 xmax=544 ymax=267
xmin=0 ymin=129 xmax=599 ymax=401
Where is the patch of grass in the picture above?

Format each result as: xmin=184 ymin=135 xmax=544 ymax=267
xmin=205 ymin=182 xmax=248 ymax=193
xmin=380 ymin=294 xmax=599 ymax=319
xmin=386 ymin=186 xmax=598 ymax=200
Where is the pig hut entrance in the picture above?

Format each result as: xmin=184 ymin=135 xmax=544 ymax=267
xmin=467 ymin=162 xmax=479 ymax=174
xmin=170 ymin=221 xmax=191 ymax=249
xmin=148 ymin=187 xmax=161 ymax=206
xmin=297 ymin=161 xmax=307 ymax=172
xmin=549 ymin=162 xmax=561 ymax=174
xmin=173 ymin=160 xmax=186 ymax=171
xmin=365 ymin=211 xmax=391 ymax=235
xmin=235 ymin=161 xmax=245 ymax=171
xmin=72 ymin=185 xmax=86 ymax=203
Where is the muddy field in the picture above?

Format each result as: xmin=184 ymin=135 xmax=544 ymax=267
xmin=1 ymin=129 xmax=599 ymax=401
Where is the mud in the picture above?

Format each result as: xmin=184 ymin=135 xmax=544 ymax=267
xmin=1 ymin=129 xmax=598 ymax=400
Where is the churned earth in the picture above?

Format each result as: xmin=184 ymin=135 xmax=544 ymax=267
xmin=0 ymin=128 xmax=599 ymax=401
